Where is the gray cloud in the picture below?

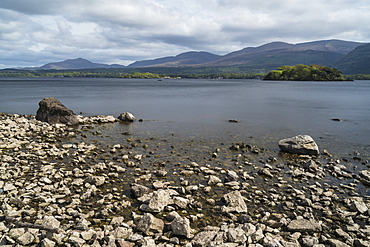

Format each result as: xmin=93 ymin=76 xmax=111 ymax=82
xmin=0 ymin=0 xmax=369 ymax=68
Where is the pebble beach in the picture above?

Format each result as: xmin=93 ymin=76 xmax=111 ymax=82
xmin=1 ymin=113 xmax=370 ymax=247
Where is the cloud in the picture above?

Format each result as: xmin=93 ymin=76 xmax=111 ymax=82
xmin=0 ymin=0 xmax=369 ymax=68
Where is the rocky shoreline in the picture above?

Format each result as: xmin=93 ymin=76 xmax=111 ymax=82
xmin=1 ymin=113 xmax=370 ymax=247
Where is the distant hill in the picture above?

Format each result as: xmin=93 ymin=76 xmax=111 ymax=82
xmin=125 ymin=39 xmax=364 ymax=73
xmin=128 ymin=51 xmax=221 ymax=68
xmin=204 ymin=40 xmax=362 ymax=67
xmin=39 ymin=58 xmax=126 ymax=70
xmin=10 ymin=39 xmax=368 ymax=74
xmin=335 ymin=43 xmax=370 ymax=74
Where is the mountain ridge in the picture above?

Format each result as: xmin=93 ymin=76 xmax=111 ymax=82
xmin=39 ymin=58 xmax=126 ymax=70
xmin=12 ymin=39 xmax=368 ymax=73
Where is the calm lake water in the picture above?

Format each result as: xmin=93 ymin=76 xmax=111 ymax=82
xmin=1 ymin=77 xmax=369 ymax=155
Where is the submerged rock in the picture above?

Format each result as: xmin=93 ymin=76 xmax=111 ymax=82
xmin=36 ymin=97 xmax=79 ymax=125
xmin=278 ymin=135 xmax=319 ymax=155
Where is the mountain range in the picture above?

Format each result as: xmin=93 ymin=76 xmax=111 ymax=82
xmin=17 ymin=39 xmax=370 ymax=74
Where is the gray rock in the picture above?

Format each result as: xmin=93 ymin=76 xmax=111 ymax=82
xmin=17 ymin=231 xmax=35 ymax=245
xmin=118 ymin=112 xmax=136 ymax=122
xmin=242 ymin=223 xmax=256 ymax=236
xmin=173 ymin=196 xmax=189 ymax=209
xmin=84 ymin=176 xmax=105 ymax=186
xmin=192 ymin=231 xmax=219 ymax=247
xmin=208 ymin=175 xmax=222 ymax=185
xmin=113 ymin=227 xmax=131 ymax=239
xmin=359 ymin=170 xmax=370 ymax=185
xmin=227 ymin=228 xmax=247 ymax=243
xmin=136 ymin=213 xmax=164 ymax=236
xmin=278 ymin=135 xmax=319 ymax=155
xmin=224 ymin=170 xmax=239 ymax=183
xmin=350 ymin=201 xmax=368 ymax=214
xmin=137 ymin=237 xmax=157 ymax=247
xmin=40 ymin=238 xmax=56 ymax=247
xmin=42 ymin=216 xmax=60 ymax=229
xmin=131 ymin=184 xmax=150 ymax=198
xmin=301 ymin=236 xmax=319 ymax=247
xmin=326 ymin=239 xmax=351 ymax=247
xmin=354 ymin=239 xmax=370 ymax=247
xmin=287 ymin=219 xmax=322 ymax=232
xmin=36 ymin=97 xmax=79 ymax=125
xmin=170 ymin=215 xmax=193 ymax=238
xmin=67 ymin=236 xmax=86 ymax=246
xmin=3 ymin=183 xmax=17 ymax=192
xmin=221 ymin=191 xmax=248 ymax=213
xmin=140 ymin=189 xmax=177 ymax=213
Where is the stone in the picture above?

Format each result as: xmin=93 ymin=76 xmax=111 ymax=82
xmin=191 ymin=231 xmax=219 ymax=247
xmin=326 ymin=239 xmax=351 ymax=247
xmin=113 ymin=227 xmax=131 ymax=239
xmin=359 ymin=170 xmax=370 ymax=185
xmin=40 ymin=238 xmax=56 ymax=247
xmin=36 ymin=97 xmax=79 ymax=125
xmin=137 ymin=237 xmax=157 ymax=247
xmin=118 ymin=112 xmax=136 ymax=122
xmin=173 ymin=196 xmax=189 ymax=209
xmin=136 ymin=213 xmax=164 ymax=236
xmin=3 ymin=183 xmax=17 ymax=191
xmin=170 ymin=215 xmax=193 ymax=238
xmin=84 ymin=176 xmax=105 ymax=186
xmin=227 ymin=228 xmax=247 ymax=243
xmin=301 ymin=236 xmax=319 ymax=247
xmin=17 ymin=231 xmax=35 ymax=245
xmin=350 ymin=201 xmax=368 ymax=214
xmin=287 ymin=219 xmax=322 ymax=232
xmin=242 ymin=223 xmax=256 ymax=236
xmin=208 ymin=175 xmax=222 ymax=185
xmin=354 ymin=239 xmax=370 ymax=247
xmin=221 ymin=191 xmax=248 ymax=213
xmin=224 ymin=170 xmax=239 ymax=183
xmin=278 ymin=135 xmax=319 ymax=155
xmin=140 ymin=189 xmax=177 ymax=213
xmin=42 ymin=216 xmax=60 ymax=229
xmin=116 ymin=240 xmax=135 ymax=247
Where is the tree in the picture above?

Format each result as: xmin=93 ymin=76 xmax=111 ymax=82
xmin=263 ymin=64 xmax=347 ymax=81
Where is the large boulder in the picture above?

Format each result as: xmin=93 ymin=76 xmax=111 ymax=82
xmin=36 ymin=97 xmax=78 ymax=125
xmin=278 ymin=135 xmax=319 ymax=155
xmin=118 ymin=112 xmax=136 ymax=122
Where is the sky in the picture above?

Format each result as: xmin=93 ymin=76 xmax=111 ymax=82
xmin=0 ymin=0 xmax=369 ymax=68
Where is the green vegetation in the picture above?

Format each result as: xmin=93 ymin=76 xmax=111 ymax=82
xmin=0 ymin=68 xmax=264 ymax=79
xmin=344 ymin=74 xmax=370 ymax=80
xmin=335 ymin=43 xmax=370 ymax=74
xmin=263 ymin=64 xmax=347 ymax=81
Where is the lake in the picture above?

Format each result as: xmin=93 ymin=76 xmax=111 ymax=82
xmin=1 ymin=77 xmax=369 ymax=155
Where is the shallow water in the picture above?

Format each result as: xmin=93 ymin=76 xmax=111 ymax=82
xmin=1 ymin=77 xmax=369 ymax=156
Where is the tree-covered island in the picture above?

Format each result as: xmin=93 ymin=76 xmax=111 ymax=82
xmin=263 ymin=64 xmax=347 ymax=81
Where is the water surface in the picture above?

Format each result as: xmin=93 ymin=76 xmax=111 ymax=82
xmin=1 ymin=77 xmax=369 ymax=154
